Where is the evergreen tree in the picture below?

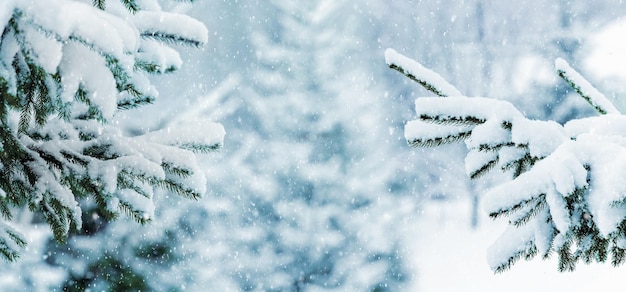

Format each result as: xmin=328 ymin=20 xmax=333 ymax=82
xmin=0 ymin=0 xmax=223 ymax=261
xmin=154 ymin=1 xmax=423 ymax=290
xmin=386 ymin=48 xmax=626 ymax=272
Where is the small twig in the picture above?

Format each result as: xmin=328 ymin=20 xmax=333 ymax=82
xmin=555 ymin=58 xmax=620 ymax=115
xmin=385 ymin=48 xmax=463 ymax=97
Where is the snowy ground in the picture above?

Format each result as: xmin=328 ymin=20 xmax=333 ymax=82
xmin=412 ymin=197 xmax=626 ymax=291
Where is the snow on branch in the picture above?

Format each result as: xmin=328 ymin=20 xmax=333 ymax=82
xmin=388 ymin=48 xmax=626 ymax=273
xmin=134 ymin=11 xmax=209 ymax=47
xmin=0 ymin=0 xmax=221 ymax=262
xmin=555 ymin=58 xmax=620 ymax=115
xmin=384 ymin=48 xmax=462 ymax=97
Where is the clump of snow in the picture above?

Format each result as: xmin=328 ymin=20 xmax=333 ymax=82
xmin=22 ymin=26 xmax=63 ymax=74
xmin=58 ymin=43 xmax=117 ymax=118
xmin=487 ymin=224 xmax=535 ymax=271
xmin=137 ymin=39 xmax=183 ymax=73
xmin=466 ymin=119 xmax=511 ymax=150
xmin=511 ymin=119 xmax=565 ymax=158
xmin=19 ymin=0 xmax=138 ymax=58
xmin=565 ymin=115 xmax=626 ymax=137
xmin=465 ymin=150 xmax=498 ymax=177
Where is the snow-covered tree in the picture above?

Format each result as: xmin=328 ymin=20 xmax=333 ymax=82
xmin=118 ymin=1 xmax=422 ymax=290
xmin=386 ymin=48 xmax=626 ymax=272
xmin=0 ymin=0 xmax=223 ymax=261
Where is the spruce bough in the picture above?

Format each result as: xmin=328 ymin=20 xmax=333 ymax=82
xmin=386 ymin=48 xmax=626 ymax=272
xmin=0 ymin=0 xmax=224 ymax=261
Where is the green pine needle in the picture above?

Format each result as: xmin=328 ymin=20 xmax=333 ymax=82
xmin=407 ymin=131 xmax=472 ymax=148
xmin=178 ymin=142 xmax=222 ymax=153
xmin=469 ymin=157 xmax=499 ymax=180
xmin=419 ymin=114 xmax=485 ymax=126
xmin=489 ymin=194 xmax=546 ymax=220
xmin=120 ymin=0 xmax=140 ymax=14
xmin=118 ymin=201 xmax=151 ymax=224
xmin=117 ymin=95 xmax=155 ymax=110
xmin=509 ymin=198 xmax=547 ymax=227
xmin=493 ymin=244 xmax=538 ymax=274
xmin=92 ymin=0 xmax=106 ymax=10
xmin=140 ymin=31 xmax=204 ymax=47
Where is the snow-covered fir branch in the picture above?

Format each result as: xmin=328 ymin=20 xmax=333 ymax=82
xmin=387 ymin=48 xmax=626 ymax=272
xmin=555 ymin=58 xmax=620 ymax=115
xmin=0 ymin=0 xmax=223 ymax=261
xmin=385 ymin=48 xmax=463 ymax=97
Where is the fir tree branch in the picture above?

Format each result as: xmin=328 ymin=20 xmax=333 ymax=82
xmin=177 ymin=142 xmax=222 ymax=153
xmin=489 ymin=194 xmax=546 ymax=220
xmin=557 ymin=239 xmax=576 ymax=272
xmin=117 ymin=95 xmax=155 ymax=110
xmin=419 ymin=114 xmax=485 ymax=126
xmin=508 ymin=198 xmax=547 ymax=227
xmin=120 ymin=0 xmax=140 ymax=14
xmin=140 ymin=31 xmax=204 ymax=47
xmin=0 ymin=200 xmax=11 ymax=221
xmin=93 ymin=0 xmax=106 ymax=10
xmin=118 ymin=201 xmax=151 ymax=224
xmin=555 ymin=58 xmax=620 ymax=115
xmin=407 ymin=130 xmax=472 ymax=148
xmin=161 ymin=162 xmax=193 ymax=178
xmin=611 ymin=245 xmax=626 ymax=266
xmin=493 ymin=244 xmax=538 ymax=273
xmin=469 ymin=156 xmax=499 ymax=180
xmin=0 ymin=0 xmax=217 ymax=263
xmin=385 ymin=48 xmax=463 ymax=97
xmin=153 ymin=178 xmax=202 ymax=200
xmin=0 ymin=226 xmax=26 ymax=262
xmin=39 ymin=196 xmax=70 ymax=243
xmin=500 ymin=152 xmax=536 ymax=179
xmin=134 ymin=60 xmax=177 ymax=74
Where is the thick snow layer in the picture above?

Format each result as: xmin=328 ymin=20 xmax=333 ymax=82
xmin=59 ymin=43 xmax=117 ymax=118
xmin=137 ymin=40 xmax=183 ymax=73
xmin=497 ymin=146 xmax=527 ymax=168
xmin=577 ymin=133 xmax=626 ymax=237
xmin=511 ymin=119 xmax=565 ymax=158
xmin=23 ymin=26 xmax=63 ymax=74
xmin=565 ymin=115 xmax=626 ymax=137
xmin=533 ymin=207 xmax=555 ymax=257
xmin=464 ymin=150 xmax=498 ymax=177
xmin=19 ymin=0 xmax=138 ymax=58
xmin=465 ymin=119 xmax=510 ymax=150
xmin=487 ymin=223 xmax=535 ymax=270
xmin=0 ymin=2 xmax=16 ymax=30
xmin=483 ymin=140 xmax=588 ymax=215
xmin=545 ymin=188 xmax=571 ymax=233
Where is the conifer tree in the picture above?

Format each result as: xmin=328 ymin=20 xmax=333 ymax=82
xmin=0 ymin=0 xmax=223 ymax=261
xmin=386 ymin=48 xmax=626 ymax=272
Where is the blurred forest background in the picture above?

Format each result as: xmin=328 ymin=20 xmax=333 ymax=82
xmin=3 ymin=0 xmax=626 ymax=290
